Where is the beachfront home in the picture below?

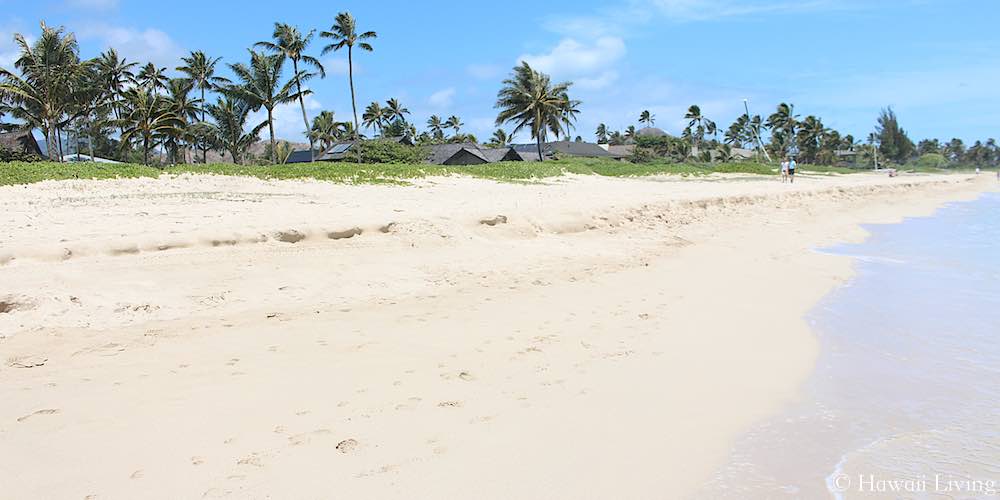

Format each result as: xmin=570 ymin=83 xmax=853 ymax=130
xmin=513 ymin=140 xmax=628 ymax=161
xmin=312 ymin=136 xmax=416 ymax=162
xmin=0 ymin=128 xmax=45 ymax=159
xmin=426 ymin=143 xmax=521 ymax=165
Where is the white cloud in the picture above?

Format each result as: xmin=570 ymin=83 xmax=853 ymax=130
xmin=78 ymin=24 xmax=184 ymax=68
xmin=518 ymin=36 xmax=626 ymax=78
xmin=321 ymin=57 xmax=352 ymax=76
xmin=642 ymin=0 xmax=840 ymax=21
xmin=0 ymin=23 xmax=31 ymax=70
xmin=575 ymin=71 xmax=620 ymax=91
xmin=428 ymin=88 xmax=456 ymax=108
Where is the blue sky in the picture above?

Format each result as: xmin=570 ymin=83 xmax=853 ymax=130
xmin=2 ymin=0 xmax=998 ymax=144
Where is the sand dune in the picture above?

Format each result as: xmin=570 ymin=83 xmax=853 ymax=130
xmin=0 ymin=171 xmax=991 ymax=499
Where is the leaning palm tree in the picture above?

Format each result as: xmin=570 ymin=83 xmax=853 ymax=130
xmin=256 ymin=23 xmax=325 ymax=160
xmin=177 ymin=50 xmax=227 ymax=163
xmin=639 ymin=110 xmax=655 ymax=127
xmin=205 ymin=96 xmax=263 ymax=164
xmin=224 ymin=50 xmax=308 ymax=164
xmin=321 ymin=11 xmax=376 ymax=160
xmin=362 ymin=101 xmax=384 ymax=135
xmin=426 ymin=115 xmax=445 ymax=141
xmin=494 ymin=62 xmax=579 ymax=162
xmin=625 ymin=125 xmax=637 ymax=141
xmin=137 ymin=62 xmax=169 ymax=93
xmin=117 ymin=88 xmax=183 ymax=165
xmin=595 ymin=123 xmax=608 ymax=144
xmin=684 ymin=105 xmax=715 ymax=152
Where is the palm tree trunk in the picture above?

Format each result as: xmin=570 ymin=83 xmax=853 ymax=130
xmin=292 ymin=59 xmax=314 ymax=162
xmin=57 ymin=128 xmax=64 ymax=161
xmin=143 ymin=136 xmax=149 ymax=165
xmin=536 ymin=134 xmax=544 ymax=162
xmin=348 ymin=47 xmax=361 ymax=163
xmin=267 ymin=107 xmax=277 ymax=164
xmin=201 ymin=87 xmax=207 ymax=164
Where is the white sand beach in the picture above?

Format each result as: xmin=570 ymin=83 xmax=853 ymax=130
xmin=0 ymin=171 xmax=991 ymax=499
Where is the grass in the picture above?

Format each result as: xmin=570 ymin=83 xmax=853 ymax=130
xmin=1 ymin=157 xmax=809 ymax=187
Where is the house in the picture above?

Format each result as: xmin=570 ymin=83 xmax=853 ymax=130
xmin=512 ymin=141 xmax=627 ymax=161
xmin=285 ymin=150 xmax=314 ymax=164
xmin=61 ymin=154 xmax=121 ymax=163
xmin=0 ymin=128 xmax=45 ymax=159
xmin=636 ymin=127 xmax=668 ymax=138
xmin=315 ymin=136 xmax=415 ymax=162
xmin=426 ymin=143 xmax=521 ymax=165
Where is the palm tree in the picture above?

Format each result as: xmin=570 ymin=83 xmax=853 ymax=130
xmin=595 ymin=123 xmax=608 ymax=144
xmin=321 ymin=11 xmax=376 ymax=160
xmin=608 ymin=130 xmax=625 ymax=146
xmin=96 ymin=48 xmax=137 ymax=141
xmin=489 ymin=129 xmax=510 ymax=146
xmin=797 ymin=115 xmax=827 ymax=163
xmin=165 ymin=78 xmax=202 ymax=163
xmin=684 ymin=105 xmax=715 ymax=153
xmin=384 ymin=98 xmax=409 ymax=124
xmin=725 ymin=115 xmax=748 ymax=147
xmin=766 ymin=102 xmax=798 ymax=154
xmin=362 ymin=101 xmax=384 ymax=135
xmin=256 ymin=23 xmax=325 ymax=161
xmin=205 ymin=96 xmax=262 ymax=164
xmin=309 ymin=110 xmax=343 ymax=151
xmin=639 ymin=110 xmax=655 ymax=127
xmin=137 ymin=63 xmax=169 ymax=93
xmin=494 ymin=62 xmax=579 ymax=162
xmin=426 ymin=115 xmax=445 ymax=141
xmin=177 ymin=50 xmax=227 ymax=163
xmin=118 ymin=88 xmax=183 ymax=165
xmin=625 ymin=125 xmax=637 ymax=141
xmin=444 ymin=115 xmax=463 ymax=137
xmin=224 ymin=50 xmax=308 ymax=164
xmin=0 ymin=22 xmax=88 ymax=161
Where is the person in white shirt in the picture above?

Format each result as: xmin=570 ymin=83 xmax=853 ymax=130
xmin=781 ymin=160 xmax=789 ymax=183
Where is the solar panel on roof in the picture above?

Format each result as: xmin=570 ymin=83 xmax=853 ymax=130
xmin=331 ymin=144 xmax=351 ymax=154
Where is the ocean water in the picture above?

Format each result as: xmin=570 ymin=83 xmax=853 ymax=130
xmin=700 ymin=192 xmax=1000 ymax=499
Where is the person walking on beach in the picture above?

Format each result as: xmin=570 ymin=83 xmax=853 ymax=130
xmin=781 ymin=159 xmax=789 ymax=183
xmin=788 ymin=158 xmax=797 ymax=184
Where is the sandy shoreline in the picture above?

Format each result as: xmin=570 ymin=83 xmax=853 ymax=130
xmin=0 ymin=171 xmax=992 ymax=499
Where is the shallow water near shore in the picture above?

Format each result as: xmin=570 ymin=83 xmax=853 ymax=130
xmin=699 ymin=191 xmax=1000 ymax=499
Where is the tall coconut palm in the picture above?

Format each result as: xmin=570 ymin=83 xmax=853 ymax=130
xmin=797 ymin=115 xmax=827 ymax=163
xmin=683 ymin=105 xmax=712 ymax=151
xmin=256 ymin=23 xmax=325 ymax=160
xmin=0 ymin=22 xmax=88 ymax=161
xmin=117 ymin=88 xmax=183 ymax=165
xmin=595 ymin=123 xmax=608 ymax=144
xmin=766 ymin=102 xmax=798 ymax=153
xmin=321 ymin=11 xmax=376 ymax=160
xmin=177 ymin=50 xmax=227 ymax=163
xmin=444 ymin=115 xmax=463 ymax=137
xmin=224 ymin=50 xmax=308 ymax=164
xmin=494 ymin=62 xmax=579 ymax=162
xmin=205 ymin=96 xmax=263 ymax=164
xmin=384 ymin=98 xmax=409 ymax=124
xmin=137 ymin=63 xmax=169 ymax=93
xmin=96 ymin=48 xmax=137 ymax=140
xmin=362 ymin=101 xmax=384 ymax=135
xmin=639 ymin=110 xmax=655 ymax=127
xmin=165 ymin=78 xmax=202 ymax=163
xmin=426 ymin=115 xmax=445 ymax=141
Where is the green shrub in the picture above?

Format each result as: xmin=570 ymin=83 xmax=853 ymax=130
xmin=342 ymin=140 xmax=427 ymax=164
xmin=0 ymin=146 xmax=44 ymax=163
xmin=915 ymin=153 xmax=947 ymax=169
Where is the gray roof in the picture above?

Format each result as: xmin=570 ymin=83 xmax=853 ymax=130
xmin=426 ymin=143 xmax=488 ymax=165
xmin=637 ymin=127 xmax=668 ymax=137
xmin=285 ymin=150 xmax=314 ymax=163
xmin=0 ymin=128 xmax=44 ymax=157
xmin=480 ymin=147 xmax=521 ymax=163
xmin=513 ymin=141 xmax=625 ymax=159
xmin=316 ymin=136 xmax=415 ymax=162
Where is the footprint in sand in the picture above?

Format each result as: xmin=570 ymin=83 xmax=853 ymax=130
xmin=288 ymin=429 xmax=332 ymax=446
xmin=191 ymin=456 xmax=205 ymax=466
xmin=336 ymin=439 xmax=360 ymax=454
xmin=6 ymin=355 xmax=47 ymax=368
xmin=437 ymin=401 xmax=463 ymax=408
xmin=130 ymin=469 xmax=144 ymax=479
